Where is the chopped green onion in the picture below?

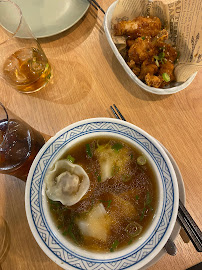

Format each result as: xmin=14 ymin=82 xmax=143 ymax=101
xmin=97 ymin=175 xmax=101 ymax=182
xmin=86 ymin=143 xmax=92 ymax=158
xmin=140 ymin=207 xmax=146 ymax=221
xmin=135 ymin=195 xmax=139 ymax=200
xmin=137 ymin=155 xmax=147 ymax=165
xmin=107 ymin=200 xmax=112 ymax=208
xmin=141 ymin=36 xmax=146 ymax=40
xmin=154 ymin=55 xmax=159 ymax=60
xmin=155 ymin=59 xmax=160 ymax=67
xmin=145 ymin=192 xmax=151 ymax=205
xmin=67 ymin=154 xmax=75 ymax=163
xmin=67 ymin=224 xmax=78 ymax=244
xmin=110 ymin=240 xmax=119 ymax=252
xmin=128 ymin=239 xmax=133 ymax=245
xmin=162 ymin=72 xmax=170 ymax=82
xmin=112 ymin=143 xmax=123 ymax=151
xmin=159 ymin=51 xmax=165 ymax=59
xmin=100 ymin=199 xmax=112 ymax=209
xmin=130 ymin=153 xmax=134 ymax=159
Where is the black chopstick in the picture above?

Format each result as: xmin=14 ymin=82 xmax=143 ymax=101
xmin=88 ymin=0 xmax=105 ymax=14
xmin=110 ymin=104 xmax=126 ymax=121
xmin=110 ymin=104 xmax=202 ymax=252
xmin=88 ymin=0 xmax=98 ymax=11
xmin=178 ymin=199 xmax=202 ymax=252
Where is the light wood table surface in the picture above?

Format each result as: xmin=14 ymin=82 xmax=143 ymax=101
xmin=0 ymin=1 xmax=202 ymax=269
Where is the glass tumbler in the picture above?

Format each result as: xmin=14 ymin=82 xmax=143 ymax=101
xmin=0 ymin=0 xmax=51 ymax=93
xmin=0 ymin=103 xmax=45 ymax=181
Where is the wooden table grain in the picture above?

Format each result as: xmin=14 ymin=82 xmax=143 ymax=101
xmin=0 ymin=1 xmax=202 ymax=270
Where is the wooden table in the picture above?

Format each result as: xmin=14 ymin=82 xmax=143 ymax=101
xmin=0 ymin=1 xmax=202 ymax=269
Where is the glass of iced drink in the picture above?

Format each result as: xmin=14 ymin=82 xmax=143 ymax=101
xmin=0 ymin=0 xmax=51 ymax=93
xmin=0 ymin=102 xmax=45 ymax=181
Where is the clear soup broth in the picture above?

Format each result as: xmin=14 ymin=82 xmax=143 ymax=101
xmin=47 ymin=136 xmax=158 ymax=253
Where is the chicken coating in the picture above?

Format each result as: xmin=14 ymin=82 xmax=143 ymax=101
xmin=159 ymin=61 xmax=175 ymax=83
xmin=114 ymin=16 xmax=178 ymax=88
xmin=138 ymin=59 xmax=158 ymax=80
xmin=114 ymin=16 xmax=162 ymax=38
xmin=128 ymin=37 xmax=157 ymax=64
xmin=145 ymin=74 xmax=162 ymax=88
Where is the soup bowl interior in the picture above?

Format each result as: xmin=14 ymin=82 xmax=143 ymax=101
xmin=25 ymin=118 xmax=179 ymax=270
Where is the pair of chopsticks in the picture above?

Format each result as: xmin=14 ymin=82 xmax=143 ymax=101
xmin=110 ymin=104 xmax=202 ymax=252
xmin=88 ymin=0 xmax=105 ymax=14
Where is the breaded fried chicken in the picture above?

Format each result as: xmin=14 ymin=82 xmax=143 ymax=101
xmin=114 ymin=16 xmax=161 ymax=38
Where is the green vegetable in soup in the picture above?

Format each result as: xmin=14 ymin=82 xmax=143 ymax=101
xmin=86 ymin=143 xmax=92 ymax=158
xmin=137 ymin=155 xmax=147 ymax=165
xmin=67 ymin=154 xmax=75 ymax=163
xmin=110 ymin=240 xmax=119 ymax=252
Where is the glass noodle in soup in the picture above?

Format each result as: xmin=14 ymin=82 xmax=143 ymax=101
xmin=45 ymin=136 xmax=158 ymax=253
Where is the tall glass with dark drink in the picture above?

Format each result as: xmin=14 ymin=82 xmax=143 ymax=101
xmin=0 ymin=103 xmax=45 ymax=181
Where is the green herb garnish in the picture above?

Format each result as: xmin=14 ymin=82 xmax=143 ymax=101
xmin=141 ymin=36 xmax=146 ymax=40
xmin=140 ymin=192 xmax=153 ymax=220
xmin=128 ymin=239 xmax=133 ymax=245
xmin=162 ymin=72 xmax=170 ymax=82
xmin=112 ymin=143 xmax=123 ymax=151
xmin=86 ymin=143 xmax=92 ymax=158
xmin=135 ymin=195 xmax=139 ymax=200
xmin=154 ymin=51 xmax=166 ymax=66
xmin=100 ymin=199 xmax=112 ymax=209
xmin=97 ymin=175 xmax=101 ymax=182
xmin=145 ymin=192 xmax=151 ymax=205
xmin=67 ymin=223 xmax=78 ymax=244
xmin=107 ymin=199 xmax=112 ymax=208
xmin=110 ymin=240 xmax=119 ymax=252
xmin=67 ymin=154 xmax=75 ymax=163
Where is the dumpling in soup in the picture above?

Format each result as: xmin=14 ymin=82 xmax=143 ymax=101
xmin=45 ymin=159 xmax=90 ymax=206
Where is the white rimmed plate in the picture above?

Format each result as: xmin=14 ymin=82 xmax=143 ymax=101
xmin=25 ymin=118 xmax=179 ymax=270
xmin=11 ymin=0 xmax=89 ymax=38
xmin=103 ymin=1 xmax=197 ymax=95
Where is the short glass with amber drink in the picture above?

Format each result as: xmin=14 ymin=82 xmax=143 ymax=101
xmin=0 ymin=0 xmax=51 ymax=93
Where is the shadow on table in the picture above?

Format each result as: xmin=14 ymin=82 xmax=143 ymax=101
xmin=99 ymin=33 xmax=171 ymax=102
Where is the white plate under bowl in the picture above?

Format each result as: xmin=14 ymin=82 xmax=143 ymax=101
xmin=9 ymin=0 xmax=90 ymax=38
xmin=139 ymin=141 xmax=185 ymax=270
xmin=25 ymin=118 xmax=179 ymax=270
xmin=104 ymin=1 xmax=197 ymax=95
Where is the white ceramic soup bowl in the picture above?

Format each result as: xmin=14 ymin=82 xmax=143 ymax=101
xmin=104 ymin=1 xmax=197 ymax=95
xmin=25 ymin=118 xmax=179 ymax=270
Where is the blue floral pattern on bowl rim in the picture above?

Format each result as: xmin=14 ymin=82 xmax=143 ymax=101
xmin=25 ymin=118 xmax=179 ymax=270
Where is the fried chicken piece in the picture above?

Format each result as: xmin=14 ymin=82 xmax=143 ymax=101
xmin=152 ymin=29 xmax=169 ymax=44
xmin=145 ymin=74 xmax=162 ymax=88
xmin=128 ymin=37 xmax=157 ymax=64
xmin=155 ymin=42 xmax=177 ymax=63
xmin=138 ymin=59 xmax=158 ymax=80
xmin=114 ymin=16 xmax=161 ymax=38
xmin=126 ymin=38 xmax=136 ymax=48
xmin=159 ymin=61 xmax=175 ymax=82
